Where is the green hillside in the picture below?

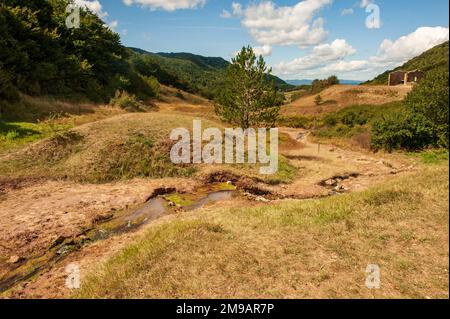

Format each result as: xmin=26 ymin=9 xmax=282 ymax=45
xmin=365 ymin=41 xmax=449 ymax=85
xmin=129 ymin=48 xmax=294 ymax=99
xmin=0 ymin=0 xmax=292 ymax=116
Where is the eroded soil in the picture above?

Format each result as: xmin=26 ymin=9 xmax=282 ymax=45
xmin=0 ymin=114 xmax=418 ymax=298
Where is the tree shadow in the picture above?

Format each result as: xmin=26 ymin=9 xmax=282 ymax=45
xmin=0 ymin=121 xmax=41 ymax=138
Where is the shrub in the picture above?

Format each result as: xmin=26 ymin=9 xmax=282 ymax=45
xmin=341 ymin=111 xmax=368 ymax=127
xmin=371 ymin=113 xmax=435 ymax=151
xmin=109 ymin=91 xmax=144 ymax=112
xmin=405 ymin=70 xmax=449 ymax=148
xmin=143 ymin=76 xmax=160 ymax=98
xmin=5 ymin=130 xmax=19 ymax=140
xmin=315 ymin=95 xmax=323 ymax=106
xmin=371 ymin=70 xmax=449 ymax=151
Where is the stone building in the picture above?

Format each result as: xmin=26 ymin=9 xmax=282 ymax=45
xmin=388 ymin=70 xmax=425 ymax=86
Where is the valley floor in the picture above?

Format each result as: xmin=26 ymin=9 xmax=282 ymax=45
xmin=0 ymin=93 xmax=448 ymax=299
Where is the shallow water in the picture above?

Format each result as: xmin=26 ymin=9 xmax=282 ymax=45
xmin=0 ymin=187 xmax=237 ymax=292
xmin=185 ymin=190 xmax=235 ymax=211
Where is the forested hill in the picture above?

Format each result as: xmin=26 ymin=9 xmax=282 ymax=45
xmin=365 ymin=41 xmax=449 ymax=85
xmin=0 ymin=0 xmax=159 ymax=105
xmin=129 ymin=48 xmax=294 ymax=99
xmin=0 ymin=0 xmax=292 ymax=110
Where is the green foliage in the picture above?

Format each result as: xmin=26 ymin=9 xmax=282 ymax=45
xmin=371 ymin=113 xmax=435 ymax=151
xmin=341 ymin=110 xmax=368 ymax=127
xmin=109 ymin=91 xmax=144 ymax=112
xmin=312 ymin=102 xmax=404 ymax=142
xmin=366 ymin=41 xmax=449 ymax=85
xmin=371 ymin=70 xmax=449 ymax=151
xmin=130 ymin=48 xmax=294 ymax=100
xmin=314 ymin=95 xmax=323 ymax=106
xmin=311 ymin=76 xmax=340 ymax=94
xmin=405 ymin=70 xmax=449 ymax=147
xmin=421 ymin=150 xmax=449 ymax=164
xmin=0 ymin=0 xmax=159 ymax=109
xmin=214 ymin=46 xmax=282 ymax=128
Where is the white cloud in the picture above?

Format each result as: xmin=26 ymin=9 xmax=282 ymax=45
xmin=253 ymin=45 xmax=273 ymax=57
xmin=234 ymin=0 xmax=332 ymax=48
xmin=371 ymin=26 xmax=449 ymax=67
xmin=232 ymin=2 xmax=243 ymax=16
xmin=220 ymin=10 xmax=232 ymax=18
xmin=108 ymin=20 xmax=119 ymax=31
xmin=274 ymin=39 xmax=356 ymax=75
xmin=74 ymin=0 xmax=108 ymax=18
xmin=276 ymin=26 xmax=449 ymax=80
xmin=360 ymin=0 xmax=373 ymax=8
xmin=321 ymin=60 xmax=369 ymax=73
xmin=341 ymin=8 xmax=354 ymax=16
xmin=122 ymin=0 xmax=206 ymax=11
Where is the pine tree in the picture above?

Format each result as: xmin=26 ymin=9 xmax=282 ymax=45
xmin=214 ymin=46 xmax=282 ymax=129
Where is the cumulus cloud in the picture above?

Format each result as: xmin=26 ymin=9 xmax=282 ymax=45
xmin=274 ymin=39 xmax=356 ymax=75
xmin=74 ymin=0 xmax=108 ymax=18
xmin=320 ymin=60 xmax=369 ymax=73
xmin=275 ymin=26 xmax=449 ymax=80
xmin=370 ymin=26 xmax=449 ymax=67
xmin=253 ymin=45 xmax=273 ymax=57
xmin=122 ymin=0 xmax=206 ymax=11
xmin=232 ymin=0 xmax=332 ymax=48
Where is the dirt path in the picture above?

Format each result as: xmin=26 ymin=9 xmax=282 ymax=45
xmin=274 ymin=127 xmax=416 ymax=198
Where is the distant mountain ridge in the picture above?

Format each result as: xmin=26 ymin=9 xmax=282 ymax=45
xmin=286 ymin=79 xmax=362 ymax=86
xmin=365 ymin=41 xmax=449 ymax=85
xmin=129 ymin=48 xmax=294 ymax=99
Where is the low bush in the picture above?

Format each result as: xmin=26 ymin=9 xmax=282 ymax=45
xmin=109 ymin=91 xmax=144 ymax=112
xmin=371 ymin=113 xmax=435 ymax=151
xmin=371 ymin=70 xmax=449 ymax=151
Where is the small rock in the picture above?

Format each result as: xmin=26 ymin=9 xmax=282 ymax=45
xmin=7 ymin=255 xmax=23 ymax=264
xmin=256 ymin=196 xmax=270 ymax=203
xmin=226 ymin=181 xmax=233 ymax=185
xmin=324 ymin=179 xmax=338 ymax=187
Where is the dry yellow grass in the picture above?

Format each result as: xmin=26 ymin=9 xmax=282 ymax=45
xmin=76 ymin=164 xmax=449 ymax=299
xmin=282 ymin=85 xmax=412 ymax=116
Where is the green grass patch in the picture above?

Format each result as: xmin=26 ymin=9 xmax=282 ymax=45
xmin=407 ymin=149 xmax=450 ymax=165
xmin=0 ymin=120 xmax=73 ymax=154
xmin=165 ymin=194 xmax=195 ymax=207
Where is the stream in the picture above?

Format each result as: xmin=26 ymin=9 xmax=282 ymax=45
xmin=0 ymin=185 xmax=237 ymax=293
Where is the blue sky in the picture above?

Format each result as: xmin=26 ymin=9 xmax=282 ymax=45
xmin=78 ymin=0 xmax=449 ymax=81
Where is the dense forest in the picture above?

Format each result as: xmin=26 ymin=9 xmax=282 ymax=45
xmin=0 ymin=0 xmax=293 ymax=115
xmin=0 ymin=0 xmax=160 ymax=108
